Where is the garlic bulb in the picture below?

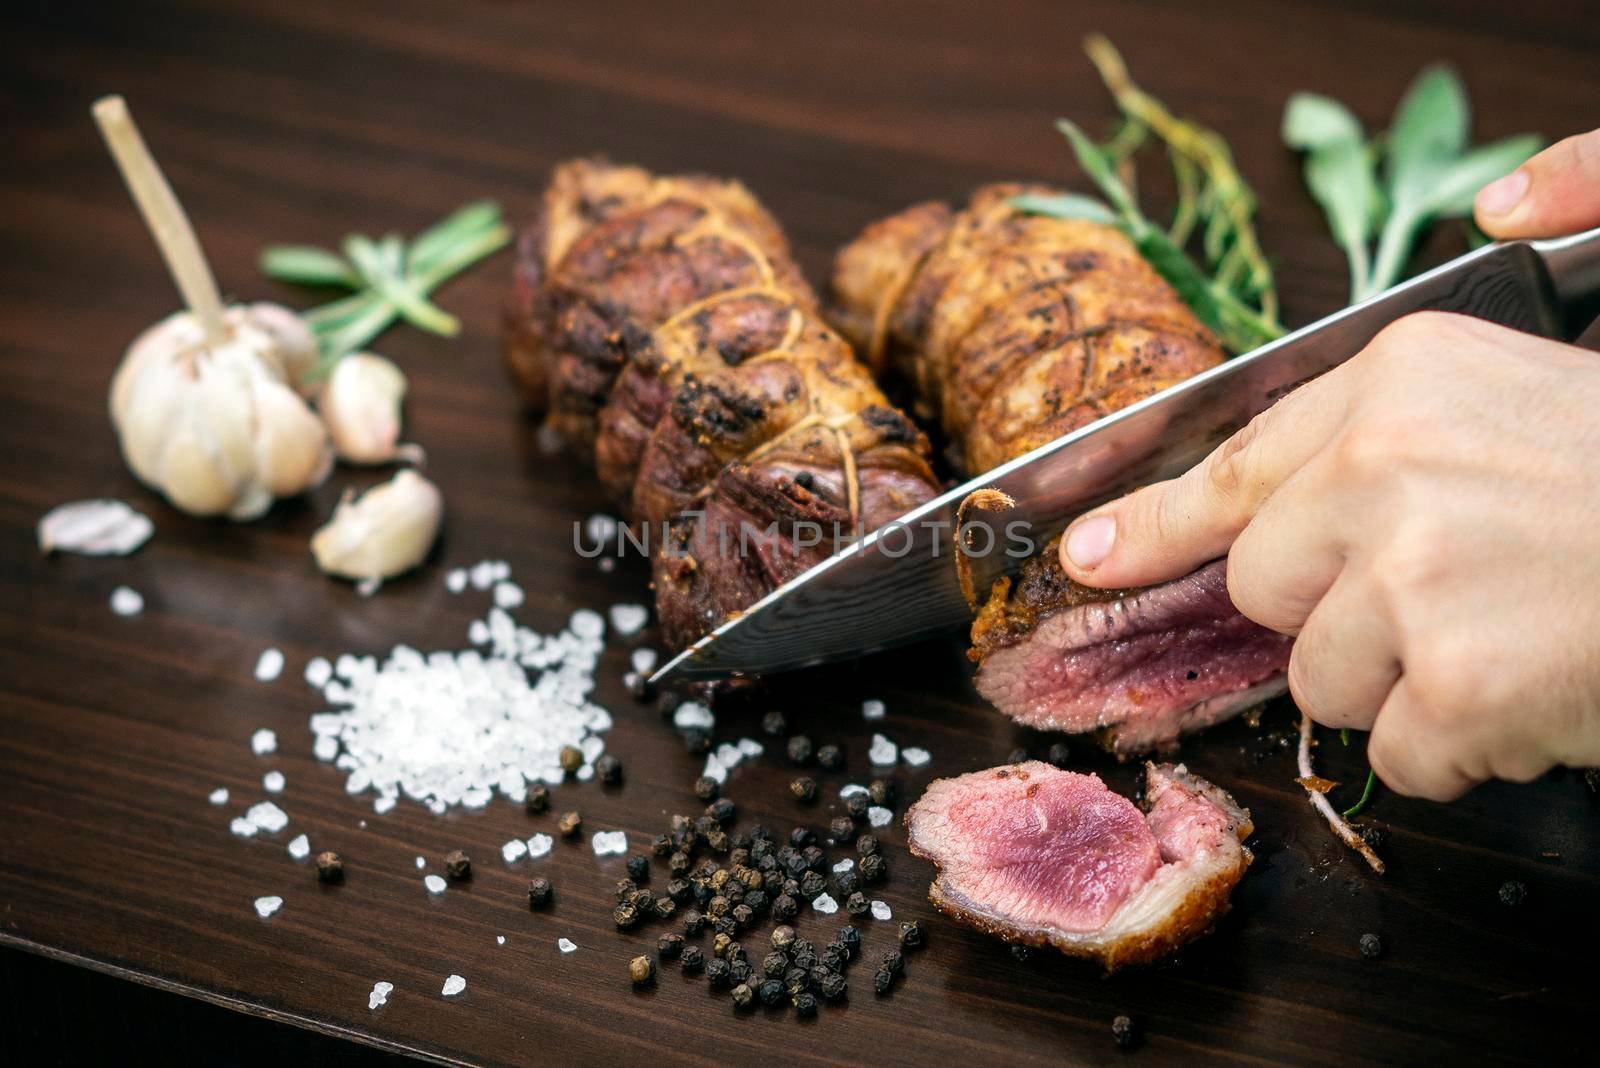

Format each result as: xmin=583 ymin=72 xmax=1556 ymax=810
xmin=110 ymin=304 xmax=332 ymax=520
xmin=311 ymin=469 xmax=443 ymax=583
xmin=318 ymin=353 xmax=423 ymax=465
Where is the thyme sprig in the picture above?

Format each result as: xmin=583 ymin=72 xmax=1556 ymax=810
xmin=260 ymin=200 xmax=510 ymax=377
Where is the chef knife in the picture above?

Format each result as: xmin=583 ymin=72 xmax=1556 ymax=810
xmin=652 ymin=225 xmax=1600 ymax=684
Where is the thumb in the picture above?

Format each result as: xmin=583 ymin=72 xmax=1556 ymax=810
xmin=1475 ymin=129 xmax=1600 ymax=239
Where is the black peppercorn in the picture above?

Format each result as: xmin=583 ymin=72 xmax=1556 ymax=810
xmin=525 ymin=784 xmax=550 ymax=813
xmin=860 ymin=853 xmax=886 ymax=884
xmin=672 ymin=829 xmax=696 ymax=853
xmin=761 ymin=869 xmax=784 ymax=893
xmin=819 ymin=971 xmax=847 ymax=1000
xmin=706 ymin=829 xmax=731 ymax=853
xmin=596 ymin=754 xmax=623 ymax=784
xmin=1046 ymin=742 xmax=1071 ymax=767
xmin=792 ymin=949 xmax=818 ymax=972
xmin=1498 ymin=880 xmax=1527 ymax=906
xmin=786 ymin=735 xmax=814 ymax=765
xmin=816 ymin=744 xmax=844 ymax=772
xmin=881 ymin=949 xmax=904 ymax=974
xmin=763 ymin=951 xmax=789 ymax=979
xmin=654 ymin=897 xmax=677 ymax=920
xmin=829 ymin=816 xmax=855 ymax=841
xmin=801 ymin=845 xmax=825 ymax=871
xmin=630 ymin=954 xmax=655 ymax=986
xmin=1006 ymin=747 xmax=1028 ymax=764
xmin=658 ymin=933 xmax=684 ymax=958
xmin=834 ymin=870 xmax=860 ymax=897
xmin=730 ymin=960 xmax=753 ymax=985
xmin=800 ymin=871 xmax=827 ymax=898
xmin=695 ymin=814 xmax=717 ymax=838
xmin=790 ymin=777 xmax=819 ymax=804
xmin=856 ymin=833 xmax=879 ymax=856
xmin=680 ymin=945 xmax=705 ymax=973
xmin=626 ymin=855 xmax=649 ymax=882
xmin=898 ymin=920 xmax=925 ymax=948
xmin=784 ymin=968 xmax=809 ymax=996
xmin=1359 ymin=932 xmax=1382 ymax=958
xmin=614 ymin=878 xmax=638 ymax=901
xmin=669 ymin=851 xmax=691 ymax=875
xmin=820 ymin=944 xmax=846 ymax=972
xmin=694 ymin=775 xmax=719 ymax=801
xmin=762 ymin=710 xmax=788 ymax=736
xmin=731 ymin=982 xmax=755 ymax=1009
xmin=873 ymin=966 xmax=894 ymax=995
xmin=838 ymin=926 xmax=860 ymax=955
xmin=707 ymin=798 xmax=736 ymax=824
xmin=781 ymin=878 xmax=801 ymax=897
xmin=791 ymin=938 xmax=814 ymax=957
xmin=527 ymin=877 xmax=552 ymax=909
xmin=846 ymin=892 xmax=869 ymax=915
xmin=758 ymin=979 xmax=785 ymax=1006
xmin=442 ymin=849 xmax=471 ymax=880
xmin=773 ymin=894 xmax=799 ymax=921
xmin=714 ymin=915 xmax=739 ymax=937
xmin=793 ymin=991 xmax=818 ymax=1017
xmin=1112 ymin=1015 xmax=1137 ymax=1048
xmin=682 ymin=909 xmax=705 ymax=935
xmin=707 ymin=895 xmax=731 ymax=919
xmin=744 ymin=890 xmax=769 ymax=915
xmin=726 ymin=940 xmax=748 ymax=964
xmin=630 ymin=889 xmax=655 ymax=912
xmin=845 ymin=792 xmax=869 ymax=819
xmin=738 ymin=867 xmax=763 ymax=891
xmin=315 ymin=851 xmax=344 ymax=883
xmin=706 ymin=958 xmax=732 ymax=989
xmin=771 ymin=925 xmax=796 ymax=950
xmin=613 ymin=903 xmax=640 ymax=929
xmin=558 ymin=745 xmax=582 ymax=773
xmin=626 ymin=670 xmax=652 ymax=701
xmin=652 ymin=833 xmax=672 ymax=857
xmin=789 ymin=826 xmax=815 ymax=848
xmin=713 ymin=932 xmax=733 ymax=959
xmin=683 ymin=728 xmax=712 ymax=754
xmin=785 ymin=853 xmax=810 ymax=880
xmin=732 ymin=904 xmax=754 ymax=928
xmin=558 ymin=810 xmax=582 ymax=837
xmin=868 ymin=779 xmax=895 ymax=806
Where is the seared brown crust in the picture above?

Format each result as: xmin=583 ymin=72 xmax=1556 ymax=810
xmin=968 ymin=533 xmax=1133 ymax=662
xmin=831 ymin=184 xmax=1224 ymax=475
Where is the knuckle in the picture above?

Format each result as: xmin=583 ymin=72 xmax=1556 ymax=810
xmin=1400 ymin=641 xmax=1481 ymax=722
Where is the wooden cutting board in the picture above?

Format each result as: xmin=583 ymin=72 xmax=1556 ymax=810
xmin=2 ymin=1 xmax=1597 ymax=1063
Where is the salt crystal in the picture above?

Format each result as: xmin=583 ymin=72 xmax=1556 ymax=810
xmin=558 ymin=937 xmax=577 ymax=953
xmin=250 ymin=729 xmax=277 ymax=756
xmin=445 ymin=568 xmax=468 ymax=593
xmin=467 ymin=619 xmax=489 ymax=644
xmin=462 ymin=786 xmax=492 ymax=808
xmin=208 ymin=788 xmax=229 ymax=806
xmin=862 ymin=698 xmax=886 ymax=720
xmin=493 ymin=582 xmax=525 ymax=609
xmin=245 ymin=801 xmax=289 ymax=833
xmin=440 ymin=974 xmax=466 ymax=997
xmin=526 ymin=833 xmax=553 ymax=859
xmin=701 ymin=754 xmax=727 ymax=785
xmin=287 ymin=834 xmax=310 ymax=860
xmin=673 ymin=702 xmax=715 ymax=730
xmin=591 ymin=831 xmax=628 ymax=856
xmin=416 ymin=856 xmax=427 ymax=869
xmin=373 ymin=796 xmax=395 ymax=814
xmin=501 ymin=839 xmax=528 ymax=863
xmin=630 ymin=648 xmax=658 ymax=675
xmin=812 ymin=893 xmax=839 ymax=915
xmin=871 ymin=900 xmax=892 ymax=921
xmin=868 ymin=806 xmax=893 ymax=828
xmin=902 ymin=746 xmax=931 ymax=768
xmin=254 ymin=895 xmax=283 ymax=918
xmin=262 ymin=771 xmax=285 ymax=794
xmin=840 ymin=783 xmax=868 ymax=799
xmin=304 ymin=657 xmax=333 ymax=688
xmin=368 ymin=981 xmax=393 ymax=1010
xmin=868 ymin=733 xmax=898 ymax=766
xmin=496 ymin=936 xmax=506 ymax=946
xmin=425 ymin=874 xmax=447 ymax=895
xmin=609 ymin=603 xmax=648 ymax=636
xmin=109 ymin=585 xmax=144 ymax=617
xmin=570 ymin=608 xmax=605 ymax=640
xmin=313 ymin=736 xmax=339 ymax=762
xmin=737 ymin=738 xmax=764 ymax=758
xmin=597 ymin=557 xmax=615 ymax=573
xmin=575 ymin=764 xmax=594 ymax=782
xmin=715 ymin=742 xmax=743 ymax=768
xmin=253 ymin=648 xmax=285 ymax=682
xmin=832 ymin=858 xmax=854 ymax=873
xmin=470 ymin=561 xmax=497 ymax=590
xmin=37 ymin=499 xmax=153 ymax=556
xmin=230 ymin=818 xmax=257 ymax=837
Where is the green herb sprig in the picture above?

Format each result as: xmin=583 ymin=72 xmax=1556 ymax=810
xmin=260 ymin=200 xmax=510 ymax=378
xmin=1013 ymin=36 xmax=1284 ymax=354
xmin=1284 ymin=67 xmax=1541 ymax=302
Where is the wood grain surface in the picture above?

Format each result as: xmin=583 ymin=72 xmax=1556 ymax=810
xmin=3 ymin=1 xmax=1598 ymax=1064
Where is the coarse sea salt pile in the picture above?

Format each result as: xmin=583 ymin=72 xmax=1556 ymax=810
xmin=302 ymin=565 xmax=612 ymax=815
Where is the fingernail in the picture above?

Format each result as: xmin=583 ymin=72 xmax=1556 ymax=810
xmin=1064 ymin=515 xmax=1116 ymax=570
xmin=1475 ymin=169 xmax=1528 ymax=216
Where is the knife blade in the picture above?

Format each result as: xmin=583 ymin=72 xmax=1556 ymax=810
xmin=652 ymin=228 xmax=1600 ymax=684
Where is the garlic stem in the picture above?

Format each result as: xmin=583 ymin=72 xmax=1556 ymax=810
xmin=92 ymin=96 xmax=227 ymax=349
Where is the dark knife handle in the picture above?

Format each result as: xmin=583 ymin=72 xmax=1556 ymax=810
xmin=1533 ymin=225 xmax=1600 ymax=337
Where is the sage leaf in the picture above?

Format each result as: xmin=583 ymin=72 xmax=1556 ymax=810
xmin=1417 ymin=134 xmax=1542 ymax=216
xmin=1282 ymin=92 xmax=1364 ymax=151
xmin=259 ymin=245 xmax=360 ymax=288
xmin=1009 ymin=192 xmax=1117 ymax=224
xmin=1385 ymin=64 xmax=1469 ymax=199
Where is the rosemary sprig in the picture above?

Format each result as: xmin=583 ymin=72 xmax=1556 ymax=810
xmin=260 ymin=200 xmax=510 ymax=377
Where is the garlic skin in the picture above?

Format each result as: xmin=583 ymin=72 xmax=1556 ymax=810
xmin=319 ymin=353 xmax=423 ymax=465
xmin=109 ymin=304 xmax=332 ymax=520
xmin=311 ymin=469 xmax=443 ymax=582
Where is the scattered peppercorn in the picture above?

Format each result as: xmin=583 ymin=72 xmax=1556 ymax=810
xmin=625 ymin=855 xmax=650 ymax=883
xmin=881 ymin=949 xmax=904 ymax=975
xmin=816 ymin=744 xmax=844 ymax=772
xmin=596 ymin=754 xmax=623 ymax=784
xmin=730 ymin=960 xmax=754 ymax=986
xmin=773 ymin=894 xmax=799 ymax=921
xmin=626 ymin=670 xmax=653 ymax=701
xmin=315 ymin=851 xmax=344 ymax=883
xmin=758 ymin=979 xmax=785 ymax=1006
xmin=786 ymin=735 xmax=814 ymax=765
xmin=845 ymin=792 xmax=870 ymax=819
xmin=1359 ymin=932 xmax=1382 ymax=958
xmin=558 ymin=745 xmax=583 ymax=773
xmin=829 ymin=816 xmax=855 ymax=841
xmin=683 ymin=909 xmax=705 ymax=935
xmin=1359 ymin=825 xmax=1386 ymax=850
xmin=527 ymin=877 xmax=553 ymax=909
xmin=707 ymin=829 xmax=731 ymax=853
xmin=868 ymin=779 xmax=895 ymax=806
xmin=680 ymin=946 xmax=705 ymax=973
xmin=694 ymin=775 xmax=720 ymax=801
xmin=558 ymin=810 xmax=582 ymax=837
xmin=613 ymin=903 xmax=640 ymax=929
xmin=846 ymin=892 xmax=869 ymax=915
xmin=683 ymin=729 xmax=712 ymax=754
xmin=732 ymin=904 xmax=755 ymax=928
xmin=763 ymin=951 xmax=789 ymax=979
xmin=706 ymin=958 xmax=732 ymax=989
xmin=860 ymin=853 xmax=886 ymax=883
xmin=525 ymin=784 xmax=550 ymax=813
xmin=713 ymin=932 xmax=733 ymax=959
xmin=837 ymin=926 xmax=860 ymax=956
xmin=1498 ymin=880 xmax=1527 ymax=906
xmin=789 ymin=826 xmax=815 ymax=848
xmin=792 ymin=949 xmax=818 ymax=972
xmin=771 ymin=925 xmax=796 ymax=950
xmin=668 ymin=852 xmax=691 ymax=876
xmin=630 ymin=954 xmax=655 ymax=986
xmin=819 ymin=971 xmax=847 ymax=1000
xmin=799 ymin=871 xmax=827 ymax=898
xmin=873 ymin=966 xmax=894 ymax=995
xmin=899 ymin=920 xmax=925 ymax=948
xmin=653 ymin=898 xmax=677 ymax=920
xmin=708 ymin=798 xmax=736 ymax=824
xmin=651 ymin=833 xmax=672 ymax=857
xmin=1006 ymin=747 xmax=1028 ymax=764
xmin=443 ymin=849 xmax=471 ymax=880
xmin=1046 ymin=742 xmax=1071 ymax=767
xmin=793 ymin=991 xmax=818 ymax=1017
xmin=762 ymin=710 xmax=788 ymax=736
xmin=834 ymin=870 xmax=860 ymax=897
xmin=731 ymin=982 xmax=755 ymax=1010
xmin=658 ymin=933 xmax=684 ymax=958
xmin=784 ymin=968 xmax=809 ymax=996
xmin=856 ymin=833 xmax=879 ymax=856
xmin=820 ymin=944 xmax=846 ymax=972
xmin=1112 ymin=1015 xmax=1137 ymax=1048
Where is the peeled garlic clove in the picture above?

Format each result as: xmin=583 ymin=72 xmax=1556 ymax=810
xmin=311 ymin=469 xmax=443 ymax=582
xmin=319 ymin=353 xmax=422 ymax=466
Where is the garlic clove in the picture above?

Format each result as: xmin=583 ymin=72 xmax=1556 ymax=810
xmin=311 ymin=469 xmax=443 ymax=582
xmin=318 ymin=353 xmax=419 ymax=466
xmin=250 ymin=374 xmax=334 ymax=498
xmin=242 ymin=302 xmax=318 ymax=391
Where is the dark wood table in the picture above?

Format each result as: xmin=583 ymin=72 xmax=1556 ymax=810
xmin=4 ymin=1 xmax=1597 ymax=1063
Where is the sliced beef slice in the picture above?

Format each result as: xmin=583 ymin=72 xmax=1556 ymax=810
xmin=906 ymin=760 xmax=1252 ymax=970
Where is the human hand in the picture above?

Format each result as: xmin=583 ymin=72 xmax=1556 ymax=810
xmin=1056 ymin=316 xmax=1600 ymax=801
